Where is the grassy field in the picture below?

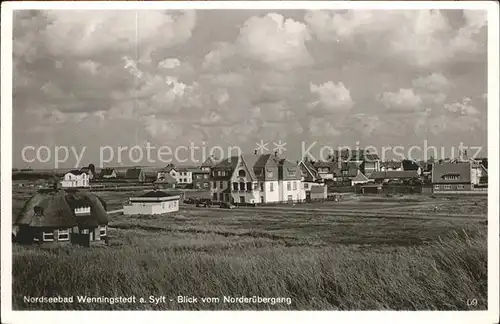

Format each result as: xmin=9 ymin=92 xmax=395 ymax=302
xmin=11 ymin=187 xmax=488 ymax=310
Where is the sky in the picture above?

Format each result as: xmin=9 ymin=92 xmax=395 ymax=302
xmin=12 ymin=9 xmax=488 ymax=169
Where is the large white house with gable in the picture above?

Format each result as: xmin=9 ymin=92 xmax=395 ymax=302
xmin=210 ymin=152 xmax=305 ymax=204
xmin=61 ymin=170 xmax=89 ymax=188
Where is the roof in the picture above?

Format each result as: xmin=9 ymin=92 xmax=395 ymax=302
xmin=363 ymin=153 xmax=380 ymax=162
xmin=369 ymin=171 xmax=420 ymax=180
xmin=66 ymin=170 xmax=86 ymax=176
xmin=125 ymin=168 xmax=143 ymax=179
xmin=99 ymin=168 xmax=115 ymax=176
xmin=15 ymin=189 xmax=108 ymax=228
xmin=191 ymin=169 xmax=210 ymax=174
xmin=352 ymin=172 xmax=369 ymax=182
xmin=213 ymin=156 xmax=239 ymax=169
xmin=139 ymin=190 xmax=174 ymax=198
xmin=432 ymin=163 xmax=471 ymax=183
xmin=201 ymin=156 xmax=218 ymax=167
xmin=402 ymin=160 xmax=421 ymax=171
xmin=340 ymin=162 xmax=360 ymax=177
xmin=155 ymin=173 xmax=177 ymax=184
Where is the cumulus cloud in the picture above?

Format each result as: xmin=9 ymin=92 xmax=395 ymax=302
xmin=444 ymin=97 xmax=480 ymax=116
xmin=309 ymin=81 xmax=354 ymax=114
xmin=237 ymin=13 xmax=313 ymax=70
xmin=305 ymin=10 xmax=486 ymax=67
xmin=309 ymin=117 xmax=341 ymax=137
xmin=377 ymin=88 xmax=422 ymax=112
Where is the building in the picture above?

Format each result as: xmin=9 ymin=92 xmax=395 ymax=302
xmin=158 ymin=166 xmax=194 ymax=185
xmin=99 ymin=168 xmax=117 ymax=179
xmin=13 ymin=186 xmax=108 ymax=246
xmin=380 ymin=161 xmax=403 ymax=172
xmin=311 ymin=161 xmax=341 ymax=182
xmin=60 ymin=170 xmax=90 ymax=188
xmin=470 ymin=160 xmax=488 ymax=187
xmin=402 ymin=160 xmax=422 ymax=175
xmin=340 ymin=162 xmax=362 ymax=184
xmin=368 ymin=170 xmax=420 ymax=183
xmin=351 ymin=172 xmax=370 ymax=186
xmin=123 ymin=191 xmax=180 ymax=215
xmin=431 ymin=163 xmax=472 ymax=192
xmin=191 ymin=168 xmax=211 ymax=189
xmin=210 ymin=152 xmax=305 ymax=204
xmin=331 ymin=149 xmax=380 ymax=176
xmin=80 ymin=165 xmax=96 ymax=181
xmin=308 ymin=185 xmax=327 ymax=201
xmin=154 ymin=173 xmax=177 ymax=189
xmin=125 ymin=167 xmax=146 ymax=182
xmin=201 ymin=155 xmax=218 ymax=172
xmin=361 ymin=184 xmax=383 ymax=195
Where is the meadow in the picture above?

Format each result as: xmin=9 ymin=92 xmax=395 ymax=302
xmin=11 ymin=188 xmax=488 ymax=310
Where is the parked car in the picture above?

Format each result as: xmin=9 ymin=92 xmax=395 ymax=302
xmin=220 ymin=202 xmax=236 ymax=209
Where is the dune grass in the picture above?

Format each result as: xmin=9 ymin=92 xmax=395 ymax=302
xmin=12 ymin=225 xmax=487 ymax=310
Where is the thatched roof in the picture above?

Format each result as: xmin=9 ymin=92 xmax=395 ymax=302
xmin=14 ymin=189 xmax=108 ymax=228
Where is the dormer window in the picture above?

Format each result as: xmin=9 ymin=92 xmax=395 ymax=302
xmin=238 ymin=170 xmax=246 ymax=177
xmin=34 ymin=206 xmax=44 ymax=217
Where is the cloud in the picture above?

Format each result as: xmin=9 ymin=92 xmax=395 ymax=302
xmin=309 ymin=117 xmax=341 ymax=137
xmin=305 ymin=10 xmax=487 ymax=67
xmin=377 ymin=88 xmax=422 ymax=112
xmin=444 ymin=97 xmax=480 ymax=116
xmin=202 ymin=42 xmax=236 ymax=70
xmin=309 ymin=81 xmax=354 ymax=114
xmin=237 ymin=13 xmax=313 ymax=70
xmin=412 ymin=73 xmax=451 ymax=93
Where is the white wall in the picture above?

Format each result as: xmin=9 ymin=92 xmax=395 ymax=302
xmin=61 ymin=173 xmax=89 ymax=188
xmin=263 ymin=180 xmax=280 ymax=203
xmin=124 ymin=200 xmax=179 ymax=215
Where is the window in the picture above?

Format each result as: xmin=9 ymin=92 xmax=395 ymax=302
xmin=100 ymin=225 xmax=107 ymax=237
xmin=203 ymin=174 xmax=208 ymax=179
xmin=254 ymin=183 xmax=259 ymax=190
xmin=238 ymin=170 xmax=246 ymax=177
xmin=218 ymin=171 xmax=222 ymax=176
xmin=213 ymin=181 xmax=217 ymax=189
xmin=34 ymin=206 xmax=44 ymax=217
xmin=239 ymin=182 xmax=245 ymax=191
xmin=43 ymin=232 xmax=54 ymax=242
xmin=287 ymin=182 xmax=291 ymax=191
xmin=457 ymin=184 xmax=465 ymax=189
xmin=260 ymin=182 xmax=264 ymax=191
xmin=203 ymin=182 xmax=209 ymax=188
xmin=174 ymin=201 xmax=177 ymax=207
xmin=444 ymin=185 xmax=452 ymax=190
xmin=434 ymin=184 xmax=440 ymax=190
xmin=246 ymin=182 xmax=252 ymax=191
xmin=57 ymin=229 xmax=69 ymax=241
xmin=287 ymin=168 xmax=296 ymax=176
xmin=267 ymin=170 xmax=274 ymax=177
xmin=233 ymin=182 xmax=239 ymax=190
xmin=220 ymin=181 xmax=224 ymax=189
xmin=270 ymin=183 xmax=274 ymax=192
xmin=293 ymin=181 xmax=297 ymax=190
xmin=304 ymin=183 xmax=309 ymax=189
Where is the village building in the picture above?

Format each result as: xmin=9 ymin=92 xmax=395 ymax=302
xmin=432 ymin=163 xmax=472 ymax=192
xmin=368 ymin=170 xmax=420 ymax=183
xmin=308 ymin=185 xmax=327 ymax=201
xmin=191 ymin=168 xmax=211 ymax=189
xmin=210 ymin=152 xmax=305 ymax=204
xmin=351 ymin=172 xmax=370 ymax=186
xmin=380 ymin=161 xmax=403 ymax=172
xmin=125 ymin=167 xmax=146 ymax=182
xmin=154 ymin=173 xmax=177 ymax=189
xmin=470 ymin=160 xmax=488 ymax=187
xmin=99 ymin=168 xmax=118 ymax=179
xmin=340 ymin=162 xmax=362 ymax=184
xmin=201 ymin=155 xmax=218 ymax=172
xmin=158 ymin=165 xmax=194 ymax=185
xmin=123 ymin=191 xmax=180 ymax=215
xmin=60 ymin=170 xmax=90 ymax=188
xmin=13 ymin=185 xmax=108 ymax=246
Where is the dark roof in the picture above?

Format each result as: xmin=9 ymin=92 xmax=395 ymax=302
xmin=402 ymin=160 xmax=421 ymax=171
xmin=155 ymin=173 xmax=177 ymax=184
xmin=369 ymin=171 xmax=419 ymax=180
xmin=340 ymin=162 xmax=360 ymax=177
xmin=201 ymin=156 xmax=218 ymax=167
xmin=15 ymin=189 xmax=108 ymax=228
xmin=66 ymin=170 xmax=86 ymax=176
xmin=213 ymin=156 xmax=239 ymax=169
xmin=363 ymin=153 xmax=380 ymax=162
xmin=432 ymin=163 xmax=471 ymax=183
xmin=139 ymin=190 xmax=173 ymax=198
xmin=99 ymin=168 xmax=116 ymax=176
xmin=125 ymin=168 xmax=144 ymax=179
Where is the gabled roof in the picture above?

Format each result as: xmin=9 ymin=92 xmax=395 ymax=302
xmin=432 ymin=163 xmax=471 ymax=183
xmin=100 ymin=168 xmax=116 ymax=176
xmin=125 ymin=168 xmax=144 ymax=179
xmin=352 ymin=172 xmax=369 ymax=182
xmin=155 ymin=173 xmax=177 ymax=184
xmin=402 ymin=160 xmax=421 ymax=171
xmin=213 ymin=156 xmax=240 ymax=169
xmin=369 ymin=171 xmax=419 ymax=180
xmin=201 ymin=156 xmax=218 ymax=167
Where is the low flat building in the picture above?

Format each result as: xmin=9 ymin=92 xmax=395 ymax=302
xmin=308 ymin=185 xmax=327 ymax=201
xmin=432 ymin=163 xmax=472 ymax=192
xmin=123 ymin=191 xmax=180 ymax=215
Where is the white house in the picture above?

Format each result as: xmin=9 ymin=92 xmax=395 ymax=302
xmin=61 ymin=170 xmax=89 ymax=188
xmin=158 ymin=166 xmax=194 ymax=185
xmin=123 ymin=191 xmax=180 ymax=215
xmin=210 ymin=153 xmax=306 ymax=204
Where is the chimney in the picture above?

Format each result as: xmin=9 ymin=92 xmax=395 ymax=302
xmin=304 ymin=156 xmax=309 ymax=162
xmin=274 ymin=151 xmax=278 ymax=157
xmin=254 ymin=150 xmax=257 ymax=155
